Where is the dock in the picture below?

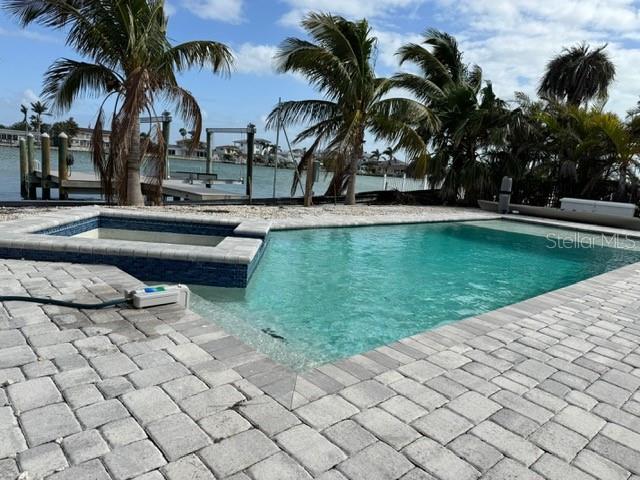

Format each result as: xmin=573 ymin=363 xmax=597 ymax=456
xmin=18 ymin=128 xmax=254 ymax=203
xmin=29 ymin=170 xmax=246 ymax=202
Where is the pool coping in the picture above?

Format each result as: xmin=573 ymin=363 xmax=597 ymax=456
xmin=0 ymin=207 xmax=271 ymax=264
xmin=0 ymin=207 xmax=275 ymax=288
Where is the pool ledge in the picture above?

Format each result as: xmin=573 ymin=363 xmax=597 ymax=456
xmin=0 ymin=207 xmax=271 ymax=287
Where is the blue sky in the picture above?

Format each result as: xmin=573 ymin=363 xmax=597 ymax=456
xmin=1 ymin=0 xmax=640 ymax=147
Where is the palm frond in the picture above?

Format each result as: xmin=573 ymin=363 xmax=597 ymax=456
xmin=42 ymin=59 xmax=122 ymax=113
xmin=265 ymin=100 xmax=339 ymax=130
xmin=162 ymin=40 xmax=233 ymax=75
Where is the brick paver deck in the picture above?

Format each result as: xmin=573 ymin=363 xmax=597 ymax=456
xmin=1 ymin=252 xmax=640 ymax=479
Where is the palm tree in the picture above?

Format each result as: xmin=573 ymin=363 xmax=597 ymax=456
xmin=19 ymin=104 xmax=28 ymax=136
xmin=587 ymin=112 xmax=640 ymax=200
xmin=179 ymin=127 xmax=187 ymax=141
xmin=393 ymin=29 xmax=510 ymax=202
xmin=538 ymin=43 xmax=615 ymax=106
xmin=266 ymin=13 xmax=433 ymax=205
xmin=4 ymin=0 xmax=233 ymax=205
xmin=30 ymin=100 xmax=49 ymax=134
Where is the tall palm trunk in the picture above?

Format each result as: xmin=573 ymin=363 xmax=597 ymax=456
xmin=345 ymin=127 xmax=365 ymax=205
xmin=126 ymin=110 xmax=145 ymax=206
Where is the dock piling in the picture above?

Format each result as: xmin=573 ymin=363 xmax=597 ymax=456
xmin=19 ymin=138 xmax=27 ymax=199
xmin=58 ymin=132 xmax=69 ymax=200
xmin=162 ymin=111 xmax=171 ymax=180
xmin=246 ymin=123 xmax=256 ymax=203
xmin=27 ymin=134 xmax=36 ymax=199
xmin=41 ymin=133 xmax=51 ymax=200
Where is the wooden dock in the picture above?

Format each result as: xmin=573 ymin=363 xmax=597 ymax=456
xmin=31 ymin=171 xmax=247 ymax=202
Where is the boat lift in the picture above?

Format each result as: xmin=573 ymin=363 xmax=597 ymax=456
xmin=206 ymin=125 xmax=256 ymax=200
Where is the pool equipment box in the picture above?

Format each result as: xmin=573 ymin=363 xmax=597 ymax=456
xmin=560 ymin=198 xmax=637 ymax=218
xmin=128 ymin=285 xmax=190 ymax=309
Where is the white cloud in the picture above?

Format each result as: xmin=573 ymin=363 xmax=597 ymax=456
xmin=373 ymin=29 xmax=422 ymax=71
xmin=279 ymin=0 xmax=425 ymax=26
xmin=233 ymin=43 xmax=279 ymax=75
xmin=21 ymin=89 xmax=39 ymax=105
xmin=367 ymin=0 xmax=640 ymax=116
xmin=181 ymin=0 xmax=244 ymax=23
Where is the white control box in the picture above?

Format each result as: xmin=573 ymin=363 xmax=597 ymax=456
xmin=128 ymin=285 xmax=190 ymax=309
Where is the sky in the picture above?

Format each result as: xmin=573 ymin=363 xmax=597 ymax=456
xmin=1 ymin=0 xmax=640 ymax=147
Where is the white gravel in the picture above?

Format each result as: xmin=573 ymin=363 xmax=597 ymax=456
xmin=0 ymin=204 xmax=491 ymax=223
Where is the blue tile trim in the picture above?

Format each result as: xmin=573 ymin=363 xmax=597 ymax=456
xmin=37 ymin=217 xmax=100 ymax=236
xmin=0 ymin=248 xmax=249 ymax=288
xmin=37 ymin=216 xmax=239 ymax=238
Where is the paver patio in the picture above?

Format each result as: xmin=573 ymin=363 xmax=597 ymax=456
xmin=1 ymin=213 xmax=640 ymax=478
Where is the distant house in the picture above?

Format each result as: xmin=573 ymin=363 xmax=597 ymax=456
xmin=362 ymin=157 xmax=407 ymax=176
xmin=168 ymin=139 xmax=208 ymax=158
xmin=71 ymin=128 xmax=110 ymax=151
xmin=0 ymin=128 xmax=23 ymax=147
xmin=0 ymin=127 xmax=111 ymax=151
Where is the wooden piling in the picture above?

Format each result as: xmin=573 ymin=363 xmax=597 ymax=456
xmin=41 ymin=133 xmax=51 ymax=200
xmin=58 ymin=132 xmax=69 ymax=200
xmin=27 ymin=134 xmax=36 ymax=199
xmin=162 ymin=112 xmax=171 ymax=180
xmin=19 ymin=138 xmax=27 ymax=199
xmin=246 ymin=123 xmax=256 ymax=203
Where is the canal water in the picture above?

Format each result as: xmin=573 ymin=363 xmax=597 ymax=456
xmin=0 ymin=145 xmax=388 ymax=201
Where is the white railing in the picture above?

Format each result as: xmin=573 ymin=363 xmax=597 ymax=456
xmin=382 ymin=173 xmax=429 ymax=191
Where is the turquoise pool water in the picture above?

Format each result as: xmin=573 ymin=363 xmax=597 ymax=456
xmin=190 ymin=220 xmax=640 ymax=370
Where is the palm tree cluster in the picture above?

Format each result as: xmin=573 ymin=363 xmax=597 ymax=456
xmin=270 ymin=15 xmax=638 ymax=206
xmin=266 ymin=13 xmax=433 ymax=205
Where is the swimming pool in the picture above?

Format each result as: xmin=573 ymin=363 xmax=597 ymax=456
xmin=190 ymin=219 xmax=640 ymax=370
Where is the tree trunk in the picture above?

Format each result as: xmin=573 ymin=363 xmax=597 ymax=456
xmin=125 ymin=111 xmax=145 ymax=206
xmin=304 ymin=153 xmax=314 ymax=207
xmin=345 ymin=128 xmax=365 ymax=206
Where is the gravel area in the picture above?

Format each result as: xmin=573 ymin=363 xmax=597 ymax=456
xmin=0 ymin=204 xmax=484 ymax=223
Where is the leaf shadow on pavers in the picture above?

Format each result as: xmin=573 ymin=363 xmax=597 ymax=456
xmin=20 ymin=403 xmax=81 ymax=447
xmin=199 ymin=429 xmax=279 ymax=478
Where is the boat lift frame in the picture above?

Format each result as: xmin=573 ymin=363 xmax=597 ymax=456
xmin=205 ymin=125 xmax=256 ymax=201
